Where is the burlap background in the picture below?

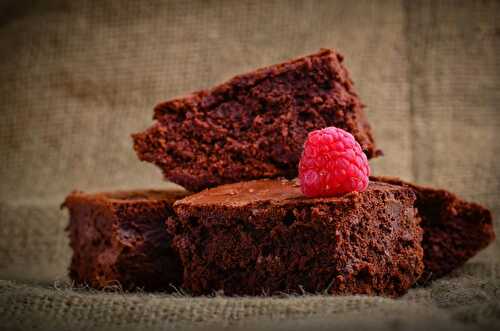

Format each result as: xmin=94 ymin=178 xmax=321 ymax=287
xmin=0 ymin=0 xmax=499 ymax=330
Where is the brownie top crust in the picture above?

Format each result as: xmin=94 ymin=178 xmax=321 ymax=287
xmin=64 ymin=189 xmax=188 ymax=206
xmin=175 ymin=179 xmax=409 ymax=209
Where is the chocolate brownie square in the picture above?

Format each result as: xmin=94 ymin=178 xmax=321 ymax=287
xmin=63 ymin=189 xmax=188 ymax=291
xmin=168 ymin=179 xmax=423 ymax=297
xmin=372 ymin=176 xmax=495 ymax=280
xmin=133 ymin=49 xmax=380 ymax=192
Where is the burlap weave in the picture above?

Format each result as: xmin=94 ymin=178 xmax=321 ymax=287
xmin=0 ymin=0 xmax=499 ymax=330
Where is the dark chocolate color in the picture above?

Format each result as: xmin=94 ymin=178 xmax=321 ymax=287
xmin=169 ymin=179 xmax=423 ymax=297
xmin=372 ymin=176 xmax=495 ymax=280
xmin=63 ymin=189 xmax=188 ymax=291
xmin=133 ymin=49 xmax=380 ymax=192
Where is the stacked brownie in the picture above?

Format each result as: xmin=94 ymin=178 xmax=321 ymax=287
xmin=64 ymin=49 xmax=495 ymax=296
xmin=132 ymin=49 xmax=380 ymax=192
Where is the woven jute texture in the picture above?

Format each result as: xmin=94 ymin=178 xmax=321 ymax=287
xmin=0 ymin=0 xmax=499 ymax=330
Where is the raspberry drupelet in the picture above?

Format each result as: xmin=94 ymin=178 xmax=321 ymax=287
xmin=299 ymin=127 xmax=370 ymax=197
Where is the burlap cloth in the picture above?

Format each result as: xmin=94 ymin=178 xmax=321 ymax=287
xmin=1 ymin=1 xmax=499 ymax=330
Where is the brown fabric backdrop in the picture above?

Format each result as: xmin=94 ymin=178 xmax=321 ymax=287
xmin=0 ymin=0 xmax=499 ymax=330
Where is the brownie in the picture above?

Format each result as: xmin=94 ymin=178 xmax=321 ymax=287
xmin=133 ymin=49 xmax=380 ymax=192
xmin=371 ymin=176 xmax=495 ymax=280
xmin=168 ymin=179 xmax=423 ymax=297
xmin=63 ymin=189 xmax=189 ymax=291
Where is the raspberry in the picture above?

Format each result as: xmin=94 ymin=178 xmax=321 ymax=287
xmin=298 ymin=127 xmax=370 ymax=197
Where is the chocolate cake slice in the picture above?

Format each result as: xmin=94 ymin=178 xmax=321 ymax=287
xmin=133 ymin=49 xmax=380 ymax=192
xmin=371 ymin=176 xmax=495 ymax=280
xmin=168 ymin=179 xmax=423 ymax=297
xmin=63 ymin=189 xmax=188 ymax=291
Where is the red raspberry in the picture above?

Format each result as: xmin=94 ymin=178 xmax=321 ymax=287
xmin=298 ymin=127 xmax=370 ymax=197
